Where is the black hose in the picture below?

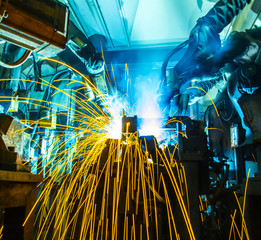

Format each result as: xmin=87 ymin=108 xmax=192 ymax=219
xmin=160 ymin=40 xmax=190 ymax=83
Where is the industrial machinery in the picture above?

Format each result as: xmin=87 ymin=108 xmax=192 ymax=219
xmin=0 ymin=0 xmax=69 ymax=58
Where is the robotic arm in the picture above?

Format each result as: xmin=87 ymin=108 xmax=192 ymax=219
xmin=162 ymin=0 xmax=252 ymax=115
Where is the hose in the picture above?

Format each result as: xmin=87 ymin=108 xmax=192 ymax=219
xmin=161 ymin=40 xmax=190 ymax=82
xmin=0 ymin=49 xmax=31 ymax=68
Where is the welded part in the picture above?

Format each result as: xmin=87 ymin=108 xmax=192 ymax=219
xmin=122 ymin=115 xmax=138 ymax=134
xmin=2 ymin=118 xmax=30 ymax=163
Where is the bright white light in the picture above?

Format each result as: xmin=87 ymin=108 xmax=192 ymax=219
xmin=107 ymin=116 xmax=122 ymax=139
xmin=139 ymin=118 xmax=162 ymax=137
xmin=105 ymin=93 xmax=127 ymax=139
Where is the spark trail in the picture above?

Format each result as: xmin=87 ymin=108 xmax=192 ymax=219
xmin=0 ymin=60 xmax=194 ymax=239
xmin=1 ymin=58 xmax=248 ymax=240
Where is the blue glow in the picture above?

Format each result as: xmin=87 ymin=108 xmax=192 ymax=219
xmin=134 ymin=75 xmax=164 ymax=139
xmin=138 ymin=101 xmax=163 ymax=138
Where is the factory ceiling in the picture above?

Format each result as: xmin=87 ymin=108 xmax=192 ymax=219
xmin=63 ymin=0 xmax=218 ymax=51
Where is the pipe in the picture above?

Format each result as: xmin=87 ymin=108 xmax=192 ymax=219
xmin=0 ymin=49 xmax=31 ymax=68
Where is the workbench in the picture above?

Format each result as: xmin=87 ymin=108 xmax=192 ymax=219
xmin=0 ymin=170 xmax=43 ymax=240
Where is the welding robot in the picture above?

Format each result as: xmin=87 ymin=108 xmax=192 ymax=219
xmin=162 ymin=0 xmax=258 ymax=114
xmin=162 ymin=0 xmax=261 ymax=165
